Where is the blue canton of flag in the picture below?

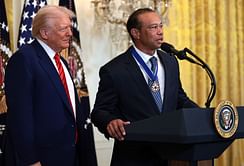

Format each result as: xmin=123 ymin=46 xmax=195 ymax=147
xmin=17 ymin=0 xmax=47 ymax=48
xmin=0 ymin=0 xmax=12 ymax=96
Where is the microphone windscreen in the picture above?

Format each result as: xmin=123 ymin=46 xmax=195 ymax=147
xmin=160 ymin=42 xmax=175 ymax=53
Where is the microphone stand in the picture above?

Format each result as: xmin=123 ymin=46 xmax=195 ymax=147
xmin=182 ymin=48 xmax=216 ymax=108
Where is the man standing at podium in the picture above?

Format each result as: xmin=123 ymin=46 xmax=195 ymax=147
xmin=91 ymin=8 xmax=198 ymax=166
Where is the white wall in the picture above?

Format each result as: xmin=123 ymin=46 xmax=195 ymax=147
xmin=12 ymin=0 xmax=115 ymax=165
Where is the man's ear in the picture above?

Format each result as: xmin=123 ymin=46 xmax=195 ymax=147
xmin=39 ymin=28 xmax=49 ymax=40
xmin=130 ymin=28 xmax=140 ymax=40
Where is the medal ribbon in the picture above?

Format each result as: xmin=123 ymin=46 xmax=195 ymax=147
xmin=131 ymin=47 xmax=158 ymax=82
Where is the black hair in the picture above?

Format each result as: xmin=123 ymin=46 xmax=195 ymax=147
xmin=126 ymin=8 xmax=155 ymax=39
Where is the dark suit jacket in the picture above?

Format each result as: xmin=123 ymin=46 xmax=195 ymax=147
xmin=4 ymin=40 xmax=84 ymax=166
xmin=91 ymin=46 xmax=198 ymax=166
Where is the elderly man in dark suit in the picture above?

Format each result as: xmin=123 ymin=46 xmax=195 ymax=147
xmin=5 ymin=5 xmax=85 ymax=166
xmin=91 ymin=8 xmax=198 ymax=166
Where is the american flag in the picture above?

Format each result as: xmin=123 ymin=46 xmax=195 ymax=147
xmin=0 ymin=0 xmax=12 ymax=97
xmin=17 ymin=0 xmax=47 ymax=48
xmin=59 ymin=1 xmax=98 ymax=166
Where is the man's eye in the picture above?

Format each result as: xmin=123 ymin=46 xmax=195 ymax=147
xmin=59 ymin=26 xmax=71 ymax=32
xmin=147 ymin=24 xmax=163 ymax=30
xmin=149 ymin=25 xmax=157 ymax=29
xmin=60 ymin=28 xmax=65 ymax=32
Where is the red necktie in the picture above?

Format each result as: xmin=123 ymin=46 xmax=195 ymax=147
xmin=54 ymin=53 xmax=73 ymax=109
xmin=54 ymin=53 xmax=78 ymax=142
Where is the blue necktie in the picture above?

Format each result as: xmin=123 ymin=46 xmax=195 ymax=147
xmin=148 ymin=57 xmax=163 ymax=112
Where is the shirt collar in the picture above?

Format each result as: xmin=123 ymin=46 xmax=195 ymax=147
xmin=133 ymin=45 xmax=158 ymax=64
xmin=36 ymin=38 xmax=56 ymax=60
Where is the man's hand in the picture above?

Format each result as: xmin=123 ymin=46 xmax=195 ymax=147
xmin=30 ymin=161 xmax=41 ymax=166
xmin=107 ymin=119 xmax=130 ymax=141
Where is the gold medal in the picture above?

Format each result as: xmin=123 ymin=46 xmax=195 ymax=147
xmin=151 ymin=81 xmax=160 ymax=92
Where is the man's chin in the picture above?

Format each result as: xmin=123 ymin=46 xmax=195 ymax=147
xmin=155 ymin=43 xmax=162 ymax=49
xmin=63 ymin=44 xmax=70 ymax=49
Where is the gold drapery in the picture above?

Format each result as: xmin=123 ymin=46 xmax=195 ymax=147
xmin=164 ymin=0 xmax=244 ymax=165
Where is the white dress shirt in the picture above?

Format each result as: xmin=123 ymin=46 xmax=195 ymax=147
xmin=37 ymin=39 xmax=76 ymax=118
xmin=132 ymin=46 xmax=165 ymax=102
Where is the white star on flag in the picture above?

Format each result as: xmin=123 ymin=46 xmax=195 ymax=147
xmin=17 ymin=0 xmax=47 ymax=48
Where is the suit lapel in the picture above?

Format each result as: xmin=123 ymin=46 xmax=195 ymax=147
xmin=157 ymin=50 xmax=172 ymax=112
xmin=123 ymin=47 xmax=160 ymax=114
xmin=32 ymin=40 xmax=74 ymax=116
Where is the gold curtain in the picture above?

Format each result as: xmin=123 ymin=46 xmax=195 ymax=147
xmin=164 ymin=0 xmax=244 ymax=165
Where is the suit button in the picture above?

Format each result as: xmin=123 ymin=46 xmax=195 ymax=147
xmin=71 ymin=125 xmax=74 ymax=128
xmin=72 ymin=144 xmax=75 ymax=147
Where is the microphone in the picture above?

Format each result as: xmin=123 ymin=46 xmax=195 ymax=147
xmin=160 ymin=42 xmax=216 ymax=108
xmin=161 ymin=42 xmax=197 ymax=64
xmin=183 ymin=47 xmax=216 ymax=108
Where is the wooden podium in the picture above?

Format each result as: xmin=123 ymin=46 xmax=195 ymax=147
xmin=124 ymin=107 xmax=244 ymax=166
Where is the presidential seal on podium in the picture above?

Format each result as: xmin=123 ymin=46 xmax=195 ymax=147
xmin=214 ymin=100 xmax=239 ymax=138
